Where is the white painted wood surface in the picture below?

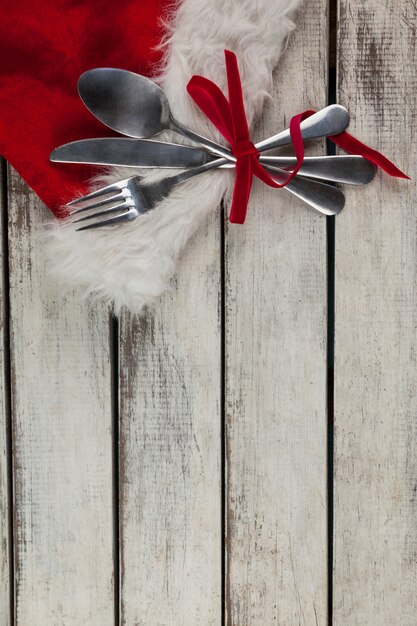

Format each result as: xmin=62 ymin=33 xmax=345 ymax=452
xmin=118 ymin=214 xmax=222 ymax=623
xmin=334 ymin=0 xmax=417 ymax=623
xmin=7 ymin=169 xmax=115 ymax=626
xmin=224 ymin=2 xmax=329 ymax=624
xmin=0 ymin=161 xmax=11 ymax=626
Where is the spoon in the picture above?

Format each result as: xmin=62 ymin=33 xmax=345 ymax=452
xmin=78 ymin=69 xmax=350 ymax=161
xmin=78 ymin=68 xmax=235 ymax=161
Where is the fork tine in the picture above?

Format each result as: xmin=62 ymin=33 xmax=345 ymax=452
xmin=76 ymin=208 xmax=137 ymax=231
xmin=67 ymin=181 xmax=124 ymax=206
xmin=73 ymin=201 xmax=130 ymax=223
xmin=69 ymin=193 xmax=125 ymax=216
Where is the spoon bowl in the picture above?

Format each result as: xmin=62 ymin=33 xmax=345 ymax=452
xmin=78 ymin=68 xmax=171 ymax=138
xmin=78 ymin=68 xmax=235 ymax=160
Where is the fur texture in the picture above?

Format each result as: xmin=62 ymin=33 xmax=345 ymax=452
xmin=45 ymin=0 xmax=302 ymax=314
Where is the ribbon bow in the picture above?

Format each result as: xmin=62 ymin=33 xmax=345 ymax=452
xmin=187 ymin=50 xmax=409 ymax=224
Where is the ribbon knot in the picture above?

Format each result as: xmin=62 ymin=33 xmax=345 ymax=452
xmin=187 ymin=50 xmax=409 ymax=224
xmin=233 ymin=140 xmax=259 ymax=159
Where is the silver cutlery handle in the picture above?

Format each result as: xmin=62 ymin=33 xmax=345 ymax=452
xmin=157 ymin=160 xmax=344 ymax=216
xmin=254 ymin=105 xmax=349 ymax=152
xmin=260 ymin=156 xmax=376 ymax=185
xmin=187 ymin=105 xmax=350 ymax=169
xmin=219 ymin=155 xmax=375 ymax=185
xmin=157 ymin=158 xmax=228 ymax=192
xmin=283 ymin=175 xmax=345 ymax=216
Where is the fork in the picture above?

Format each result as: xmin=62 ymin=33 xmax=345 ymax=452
xmin=68 ymin=160 xmax=345 ymax=230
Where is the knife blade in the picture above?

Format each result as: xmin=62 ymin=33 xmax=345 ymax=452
xmin=50 ymin=137 xmax=213 ymax=168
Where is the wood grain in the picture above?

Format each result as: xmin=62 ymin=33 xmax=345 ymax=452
xmin=0 ymin=160 xmax=12 ymax=626
xmin=224 ymin=2 xmax=329 ymax=624
xmin=119 ymin=214 xmax=221 ymax=623
xmin=334 ymin=1 xmax=417 ymax=623
xmin=7 ymin=169 xmax=115 ymax=626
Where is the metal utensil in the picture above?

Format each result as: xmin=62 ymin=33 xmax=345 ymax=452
xmin=255 ymin=105 xmax=349 ymax=152
xmin=78 ymin=68 xmax=234 ymax=161
xmin=78 ymin=68 xmax=349 ymax=158
xmin=51 ymin=137 xmax=376 ymax=186
xmin=263 ymin=155 xmax=376 ymax=185
xmin=50 ymin=138 xmax=214 ymax=168
xmin=67 ymin=161 xmax=345 ymax=231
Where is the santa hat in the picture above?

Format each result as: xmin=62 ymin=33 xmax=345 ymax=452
xmin=0 ymin=0 xmax=302 ymax=313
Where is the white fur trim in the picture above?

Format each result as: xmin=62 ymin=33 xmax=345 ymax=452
xmin=45 ymin=0 xmax=303 ymax=314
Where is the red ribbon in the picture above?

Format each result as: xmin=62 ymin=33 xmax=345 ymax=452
xmin=187 ymin=50 xmax=409 ymax=224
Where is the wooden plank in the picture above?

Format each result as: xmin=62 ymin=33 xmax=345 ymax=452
xmin=119 ymin=213 xmax=221 ymax=620
xmin=7 ymin=169 xmax=115 ymax=626
xmin=334 ymin=1 xmax=417 ymax=623
xmin=0 ymin=159 xmax=12 ymax=626
xmin=224 ymin=1 xmax=329 ymax=623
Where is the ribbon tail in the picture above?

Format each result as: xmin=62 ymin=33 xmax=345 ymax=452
xmin=252 ymin=158 xmax=291 ymax=187
xmin=329 ymin=131 xmax=410 ymax=179
xmin=229 ymin=158 xmax=253 ymax=224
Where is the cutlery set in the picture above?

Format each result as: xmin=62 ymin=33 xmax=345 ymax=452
xmin=51 ymin=68 xmax=376 ymax=230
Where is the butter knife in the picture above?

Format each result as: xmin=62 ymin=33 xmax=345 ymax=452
xmin=51 ymin=137 xmax=376 ymax=185
xmin=50 ymin=138 xmax=213 ymax=168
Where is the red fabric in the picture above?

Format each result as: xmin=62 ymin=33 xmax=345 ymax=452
xmin=0 ymin=0 xmax=169 ymax=216
xmin=188 ymin=50 xmax=409 ymax=224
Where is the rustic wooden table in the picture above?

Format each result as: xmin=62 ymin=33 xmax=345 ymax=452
xmin=0 ymin=0 xmax=416 ymax=624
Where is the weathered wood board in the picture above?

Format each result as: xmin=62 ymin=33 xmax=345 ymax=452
xmin=224 ymin=1 xmax=329 ymax=623
xmin=334 ymin=0 xmax=417 ymax=623
xmin=7 ymin=168 xmax=115 ymax=626
xmin=0 ymin=160 xmax=11 ymax=626
xmin=118 ymin=214 xmax=222 ymax=623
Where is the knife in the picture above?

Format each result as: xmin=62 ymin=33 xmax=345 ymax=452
xmin=50 ymin=137 xmax=376 ymax=185
xmin=50 ymin=137 xmax=214 ymax=168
